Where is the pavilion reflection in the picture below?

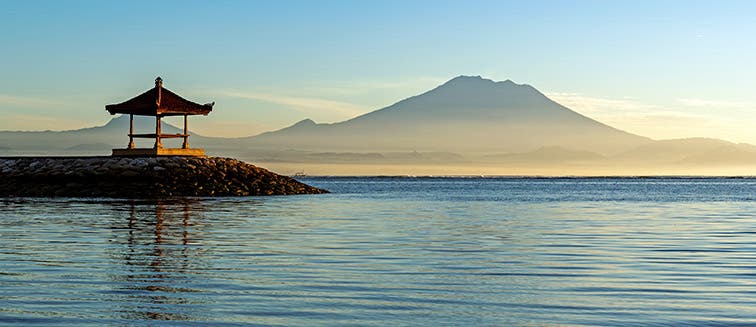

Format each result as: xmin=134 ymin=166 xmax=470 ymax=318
xmin=109 ymin=199 xmax=210 ymax=322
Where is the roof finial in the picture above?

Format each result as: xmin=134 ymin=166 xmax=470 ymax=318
xmin=155 ymin=77 xmax=163 ymax=106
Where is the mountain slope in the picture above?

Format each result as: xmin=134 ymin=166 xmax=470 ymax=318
xmin=248 ymin=76 xmax=650 ymax=154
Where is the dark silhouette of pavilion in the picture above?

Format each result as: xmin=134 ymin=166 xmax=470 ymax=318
xmin=106 ymin=77 xmax=213 ymax=157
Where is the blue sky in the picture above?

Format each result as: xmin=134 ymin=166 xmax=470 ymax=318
xmin=2 ymin=1 xmax=756 ymax=142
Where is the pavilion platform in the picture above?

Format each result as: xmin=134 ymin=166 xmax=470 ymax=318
xmin=106 ymin=77 xmax=213 ymax=158
xmin=112 ymin=148 xmax=205 ymax=157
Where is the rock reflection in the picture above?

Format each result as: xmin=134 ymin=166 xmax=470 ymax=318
xmin=109 ymin=199 xmax=209 ymax=322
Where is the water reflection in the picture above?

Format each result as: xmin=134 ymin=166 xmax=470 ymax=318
xmin=108 ymin=200 xmax=209 ymax=322
xmin=4 ymin=178 xmax=756 ymax=325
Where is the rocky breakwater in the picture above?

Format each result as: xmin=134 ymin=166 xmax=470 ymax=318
xmin=0 ymin=156 xmax=327 ymax=197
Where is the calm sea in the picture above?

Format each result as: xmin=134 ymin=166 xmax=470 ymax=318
xmin=1 ymin=177 xmax=756 ymax=326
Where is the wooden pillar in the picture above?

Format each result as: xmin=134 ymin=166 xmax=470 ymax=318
xmin=154 ymin=115 xmax=163 ymax=149
xmin=182 ymin=114 xmax=189 ymax=149
xmin=128 ymin=114 xmax=135 ymax=149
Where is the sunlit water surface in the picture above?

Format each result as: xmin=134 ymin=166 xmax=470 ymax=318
xmin=1 ymin=177 xmax=756 ymax=326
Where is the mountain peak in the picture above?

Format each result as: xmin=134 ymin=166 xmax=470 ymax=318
xmin=293 ymin=119 xmax=316 ymax=127
xmin=441 ymin=75 xmax=530 ymax=89
xmin=414 ymin=75 xmax=545 ymax=106
xmin=445 ymin=75 xmax=494 ymax=85
xmin=261 ymin=118 xmax=318 ymax=135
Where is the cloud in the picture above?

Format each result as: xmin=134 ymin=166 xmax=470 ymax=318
xmin=677 ymin=98 xmax=756 ymax=109
xmin=545 ymin=92 xmax=662 ymax=114
xmin=0 ymin=95 xmax=89 ymax=131
xmin=545 ymin=92 xmax=714 ymax=122
xmin=301 ymin=77 xmax=446 ymax=96
xmin=0 ymin=94 xmax=59 ymax=108
xmin=545 ymin=92 xmax=738 ymax=141
xmin=1 ymin=114 xmax=90 ymax=131
xmin=221 ymin=91 xmax=367 ymax=119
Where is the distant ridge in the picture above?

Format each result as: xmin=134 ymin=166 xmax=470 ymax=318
xmin=0 ymin=115 xmax=204 ymax=153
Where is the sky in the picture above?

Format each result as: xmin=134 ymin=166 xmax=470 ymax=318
xmin=2 ymin=1 xmax=756 ymax=143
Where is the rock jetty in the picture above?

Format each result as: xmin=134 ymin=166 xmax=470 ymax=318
xmin=0 ymin=156 xmax=327 ymax=197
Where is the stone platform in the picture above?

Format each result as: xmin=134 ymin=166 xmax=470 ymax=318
xmin=0 ymin=156 xmax=327 ymax=197
xmin=112 ymin=148 xmax=205 ymax=157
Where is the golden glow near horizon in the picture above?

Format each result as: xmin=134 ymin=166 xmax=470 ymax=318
xmin=546 ymin=92 xmax=756 ymax=143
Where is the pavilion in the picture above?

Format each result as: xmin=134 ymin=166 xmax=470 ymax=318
xmin=106 ymin=77 xmax=213 ymax=157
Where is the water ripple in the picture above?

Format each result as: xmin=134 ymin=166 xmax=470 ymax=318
xmin=1 ymin=178 xmax=756 ymax=325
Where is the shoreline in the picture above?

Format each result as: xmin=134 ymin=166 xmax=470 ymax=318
xmin=0 ymin=156 xmax=328 ymax=198
xmin=294 ymin=175 xmax=756 ymax=179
